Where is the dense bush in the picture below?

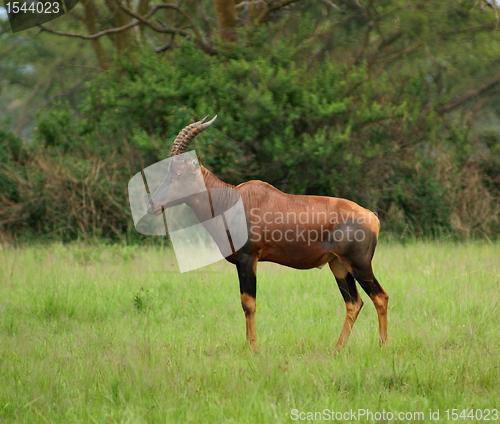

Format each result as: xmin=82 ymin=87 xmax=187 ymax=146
xmin=1 ymin=38 xmax=500 ymax=241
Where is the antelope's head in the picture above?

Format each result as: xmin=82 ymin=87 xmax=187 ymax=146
xmin=146 ymin=115 xmax=217 ymax=215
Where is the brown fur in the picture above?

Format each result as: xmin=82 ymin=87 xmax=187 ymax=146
xmin=148 ymin=159 xmax=388 ymax=352
xmin=201 ymin=167 xmax=388 ymax=351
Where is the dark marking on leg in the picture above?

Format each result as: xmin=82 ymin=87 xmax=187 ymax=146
xmin=336 ymin=272 xmax=358 ymax=304
xmin=353 ymin=269 xmax=388 ymax=347
xmin=329 ymin=258 xmax=364 ymax=352
xmin=326 ymin=218 xmax=386 ymax=350
xmin=334 ymin=273 xmax=364 ymax=352
xmin=237 ymin=253 xmax=258 ymax=351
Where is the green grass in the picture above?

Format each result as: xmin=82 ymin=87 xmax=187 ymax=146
xmin=0 ymin=241 xmax=499 ymax=423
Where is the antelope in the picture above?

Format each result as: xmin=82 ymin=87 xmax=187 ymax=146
xmin=146 ymin=116 xmax=388 ymax=352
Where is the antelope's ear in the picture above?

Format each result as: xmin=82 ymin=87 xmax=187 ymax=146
xmin=191 ymin=156 xmax=201 ymax=171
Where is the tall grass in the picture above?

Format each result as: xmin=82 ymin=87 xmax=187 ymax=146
xmin=0 ymin=241 xmax=499 ymax=423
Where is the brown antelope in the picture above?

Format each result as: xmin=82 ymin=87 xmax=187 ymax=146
xmin=146 ymin=116 xmax=388 ymax=352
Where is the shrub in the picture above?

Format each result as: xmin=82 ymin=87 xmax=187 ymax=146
xmin=2 ymin=41 xmax=499 ymax=241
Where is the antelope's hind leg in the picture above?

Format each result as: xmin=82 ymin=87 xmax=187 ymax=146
xmin=329 ymin=257 xmax=364 ymax=352
xmin=236 ymin=254 xmax=258 ymax=352
xmin=351 ymin=266 xmax=388 ymax=346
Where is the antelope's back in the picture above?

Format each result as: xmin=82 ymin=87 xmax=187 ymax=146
xmin=235 ymin=180 xmax=379 ymax=268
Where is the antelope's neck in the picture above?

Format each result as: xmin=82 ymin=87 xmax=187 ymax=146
xmin=184 ymin=166 xmax=236 ymax=221
xmin=201 ymin=166 xmax=234 ymax=191
xmin=183 ymin=166 xmax=239 ymax=252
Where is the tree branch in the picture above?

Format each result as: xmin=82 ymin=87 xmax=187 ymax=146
xmin=0 ymin=37 xmax=25 ymax=58
xmin=300 ymin=9 xmax=362 ymax=47
xmin=118 ymin=5 xmax=190 ymax=36
xmin=437 ymin=72 xmax=500 ymax=115
xmin=60 ymin=65 xmax=104 ymax=71
xmin=39 ymin=20 xmax=140 ymax=39
xmin=145 ymin=32 xmax=173 ymax=53
xmin=147 ymin=4 xmax=211 ymax=47
xmin=366 ymin=30 xmax=403 ymax=66
xmin=121 ymin=3 xmax=216 ymax=54
xmin=374 ymin=40 xmax=423 ymax=64
xmin=438 ymin=24 xmax=495 ymax=39
xmin=320 ymin=0 xmax=345 ymax=13
xmin=236 ymin=1 xmax=266 ymax=8
xmin=103 ymin=0 xmax=134 ymax=51
xmin=39 ymin=2 xmax=215 ymax=54
xmin=256 ymin=0 xmax=301 ymax=23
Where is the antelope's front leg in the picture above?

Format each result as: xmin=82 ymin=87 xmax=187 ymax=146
xmin=237 ymin=255 xmax=258 ymax=352
xmin=241 ymin=293 xmax=257 ymax=350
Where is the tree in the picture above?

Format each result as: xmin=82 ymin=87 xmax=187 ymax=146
xmin=3 ymin=0 xmax=500 ymax=240
xmin=34 ymin=0 xmax=304 ymax=62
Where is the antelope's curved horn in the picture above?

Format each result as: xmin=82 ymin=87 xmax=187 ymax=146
xmin=170 ymin=115 xmax=218 ymax=156
xmin=170 ymin=116 xmax=208 ymax=156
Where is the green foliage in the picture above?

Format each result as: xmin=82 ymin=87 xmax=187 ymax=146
xmin=133 ymin=287 xmax=155 ymax=314
xmin=0 ymin=126 xmax=25 ymax=162
xmin=1 ymin=41 xmax=497 ymax=239
xmin=35 ymin=100 xmax=77 ymax=150
xmin=0 ymin=126 xmax=25 ymax=203
xmin=392 ymin=171 xmax=452 ymax=236
xmin=3 ymin=2 xmax=500 ymax=240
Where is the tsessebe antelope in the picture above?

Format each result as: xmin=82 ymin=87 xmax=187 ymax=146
xmin=146 ymin=116 xmax=388 ymax=352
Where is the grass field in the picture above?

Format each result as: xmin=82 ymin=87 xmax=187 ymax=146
xmin=0 ymin=241 xmax=499 ymax=423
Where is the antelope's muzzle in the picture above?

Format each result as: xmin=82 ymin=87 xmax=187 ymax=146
xmin=146 ymin=199 xmax=163 ymax=216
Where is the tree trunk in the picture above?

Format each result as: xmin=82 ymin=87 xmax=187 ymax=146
xmin=214 ymin=0 xmax=237 ymax=42
xmin=104 ymin=0 xmax=135 ymax=52
xmin=81 ymin=0 xmax=110 ymax=69
xmin=137 ymin=0 xmax=151 ymax=34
